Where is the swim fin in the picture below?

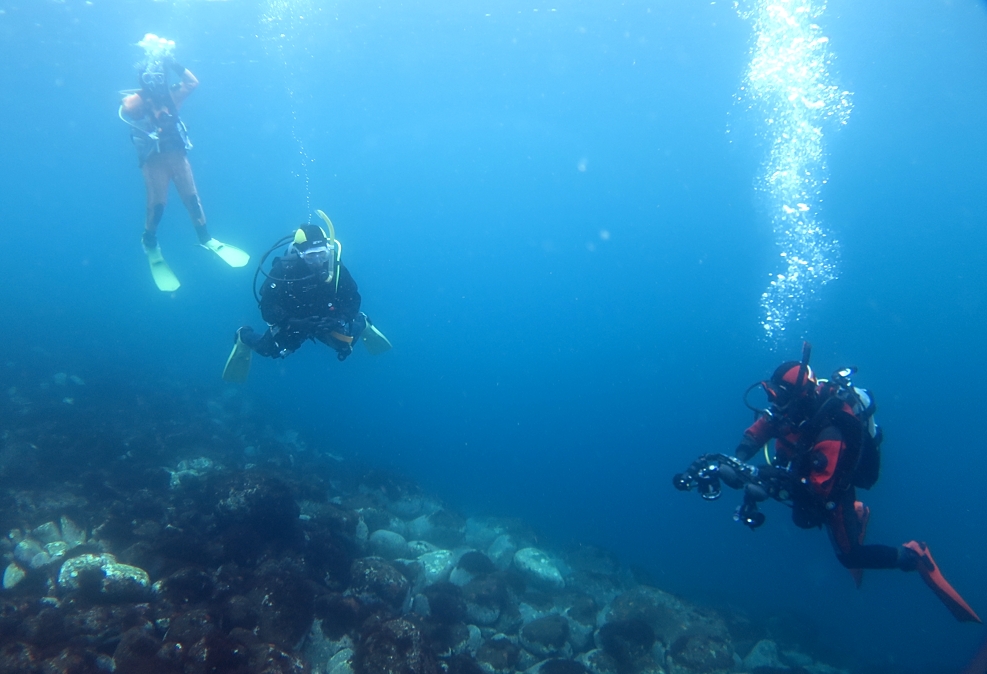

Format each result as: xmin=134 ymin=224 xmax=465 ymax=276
xmin=361 ymin=318 xmax=392 ymax=356
xmin=146 ymin=246 xmax=181 ymax=292
xmin=202 ymin=238 xmax=250 ymax=268
xmin=848 ymin=501 xmax=870 ymax=589
xmin=903 ymin=541 xmax=982 ymax=623
xmin=222 ymin=330 xmax=253 ymax=383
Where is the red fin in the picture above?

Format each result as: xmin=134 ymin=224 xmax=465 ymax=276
xmin=904 ymin=541 xmax=982 ymax=624
xmin=848 ymin=502 xmax=870 ymax=589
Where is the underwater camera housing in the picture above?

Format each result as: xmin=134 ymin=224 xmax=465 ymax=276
xmin=673 ymin=453 xmax=796 ymax=531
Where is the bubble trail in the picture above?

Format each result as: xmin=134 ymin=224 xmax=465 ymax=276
xmin=737 ymin=0 xmax=852 ymax=344
xmin=261 ymin=0 xmax=317 ymax=222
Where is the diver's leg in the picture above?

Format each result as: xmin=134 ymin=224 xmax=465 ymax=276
xmin=238 ymin=327 xmax=281 ymax=359
xmin=351 ymin=313 xmax=368 ymax=340
xmin=240 ymin=326 xmax=308 ymax=359
xmin=141 ymin=156 xmax=170 ymax=250
xmin=251 ymin=325 xmax=308 ymax=359
xmin=314 ymin=318 xmax=360 ymax=361
xmin=826 ymin=491 xmax=899 ymax=570
xmin=171 ymin=153 xmax=210 ymax=244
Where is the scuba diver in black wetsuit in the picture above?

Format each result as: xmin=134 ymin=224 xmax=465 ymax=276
xmin=222 ymin=211 xmax=391 ymax=382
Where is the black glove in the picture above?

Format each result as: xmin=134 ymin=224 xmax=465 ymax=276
xmin=735 ymin=436 xmax=760 ymax=461
xmin=166 ymin=56 xmax=186 ymax=75
xmin=756 ymin=464 xmax=792 ymax=483
xmin=756 ymin=465 xmax=799 ymax=500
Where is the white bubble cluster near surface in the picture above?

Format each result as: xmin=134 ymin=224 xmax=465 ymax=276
xmin=737 ymin=0 xmax=852 ymax=344
xmin=137 ymin=33 xmax=175 ymax=61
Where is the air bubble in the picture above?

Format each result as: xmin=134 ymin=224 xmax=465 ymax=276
xmin=737 ymin=0 xmax=851 ymax=344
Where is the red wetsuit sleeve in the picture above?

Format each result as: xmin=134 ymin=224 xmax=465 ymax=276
xmin=735 ymin=415 xmax=774 ymax=460
xmin=744 ymin=416 xmax=774 ymax=445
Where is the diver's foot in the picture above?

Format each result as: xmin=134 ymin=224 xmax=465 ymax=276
xmin=236 ymin=326 xmax=261 ymax=349
xmin=141 ymin=231 xmax=158 ymax=254
xmin=202 ymin=238 xmax=250 ymax=268
xmin=194 ymin=224 xmax=211 ymax=245
xmin=898 ymin=541 xmax=933 ymax=572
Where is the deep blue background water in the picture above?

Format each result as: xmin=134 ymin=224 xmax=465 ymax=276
xmin=2 ymin=0 xmax=986 ymax=671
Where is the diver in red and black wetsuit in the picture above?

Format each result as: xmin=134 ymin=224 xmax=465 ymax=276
xmin=734 ymin=346 xmax=980 ymax=623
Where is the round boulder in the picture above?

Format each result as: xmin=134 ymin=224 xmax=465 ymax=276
xmin=350 ymin=557 xmax=410 ymax=609
xmin=369 ymin=530 xmax=411 ymax=560
xmin=520 ymin=614 xmax=571 ymax=658
xmin=514 ymin=548 xmax=564 ymax=592
xmin=57 ymin=553 xmax=150 ymax=601
xmin=476 ymin=635 xmax=520 ymax=674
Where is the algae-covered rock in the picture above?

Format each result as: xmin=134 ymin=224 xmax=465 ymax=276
xmin=45 ymin=541 xmax=69 ymax=562
xmin=3 ymin=563 xmax=26 ymax=589
xmin=577 ymin=649 xmax=618 ymax=674
xmin=743 ymin=639 xmax=782 ymax=670
xmin=57 ymin=553 xmax=150 ymax=601
xmin=520 ymin=614 xmax=571 ymax=658
xmin=408 ymin=539 xmax=438 ymax=557
xmin=328 ymin=647 xmax=355 ymax=674
xmin=350 ymin=557 xmax=410 ymax=609
xmin=488 ymin=534 xmax=518 ymax=571
xmin=419 ymin=549 xmax=456 ymax=586
xmin=369 ymin=529 xmax=411 ymax=560
xmin=477 ymin=635 xmax=521 ymax=674
xmin=669 ymin=633 xmax=733 ymax=673
xmin=526 ymin=660 xmax=591 ymax=674
xmin=14 ymin=539 xmax=44 ymax=566
xmin=60 ymin=517 xmax=86 ymax=548
xmin=32 ymin=521 xmax=61 ymax=545
xmin=515 ymin=548 xmax=565 ymax=592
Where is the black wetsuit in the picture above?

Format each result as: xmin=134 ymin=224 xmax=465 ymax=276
xmin=246 ymin=255 xmax=365 ymax=360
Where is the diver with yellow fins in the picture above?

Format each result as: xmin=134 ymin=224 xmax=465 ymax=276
xmin=119 ymin=34 xmax=249 ymax=291
xmin=222 ymin=210 xmax=391 ymax=382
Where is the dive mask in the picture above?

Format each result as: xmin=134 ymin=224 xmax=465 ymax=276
xmin=141 ymin=62 xmax=168 ymax=97
xmin=142 ymin=70 xmax=165 ymax=87
xmin=298 ymin=244 xmax=331 ymax=267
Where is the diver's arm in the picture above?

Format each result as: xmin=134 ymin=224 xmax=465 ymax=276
xmin=735 ymin=416 xmax=773 ymax=460
xmin=171 ymin=66 xmax=199 ymax=107
xmin=259 ymin=259 xmax=292 ymax=326
xmin=260 ymin=290 xmax=290 ymax=326
xmin=332 ymin=265 xmax=362 ymax=320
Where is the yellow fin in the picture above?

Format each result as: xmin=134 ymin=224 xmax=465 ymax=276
xmin=361 ymin=322 xmax=392 ymax=356
xmin=222 ymin=334 xmax=253 ymax=383
xmin=146 ymin=246 xmax=181 ymax=292
xmin=203 ymin=238 xmax=250 ymax=268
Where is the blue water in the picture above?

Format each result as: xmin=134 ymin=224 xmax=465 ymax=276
xmin=2 ymin=0 xmax=986 ymax=671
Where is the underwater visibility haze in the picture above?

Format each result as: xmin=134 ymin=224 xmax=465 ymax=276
xmin=1 ymin=0 xmax=987 ymax=672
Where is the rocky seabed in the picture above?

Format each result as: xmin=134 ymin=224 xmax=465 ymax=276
xmin=0 ymin=372 xmax=849 ymax=674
